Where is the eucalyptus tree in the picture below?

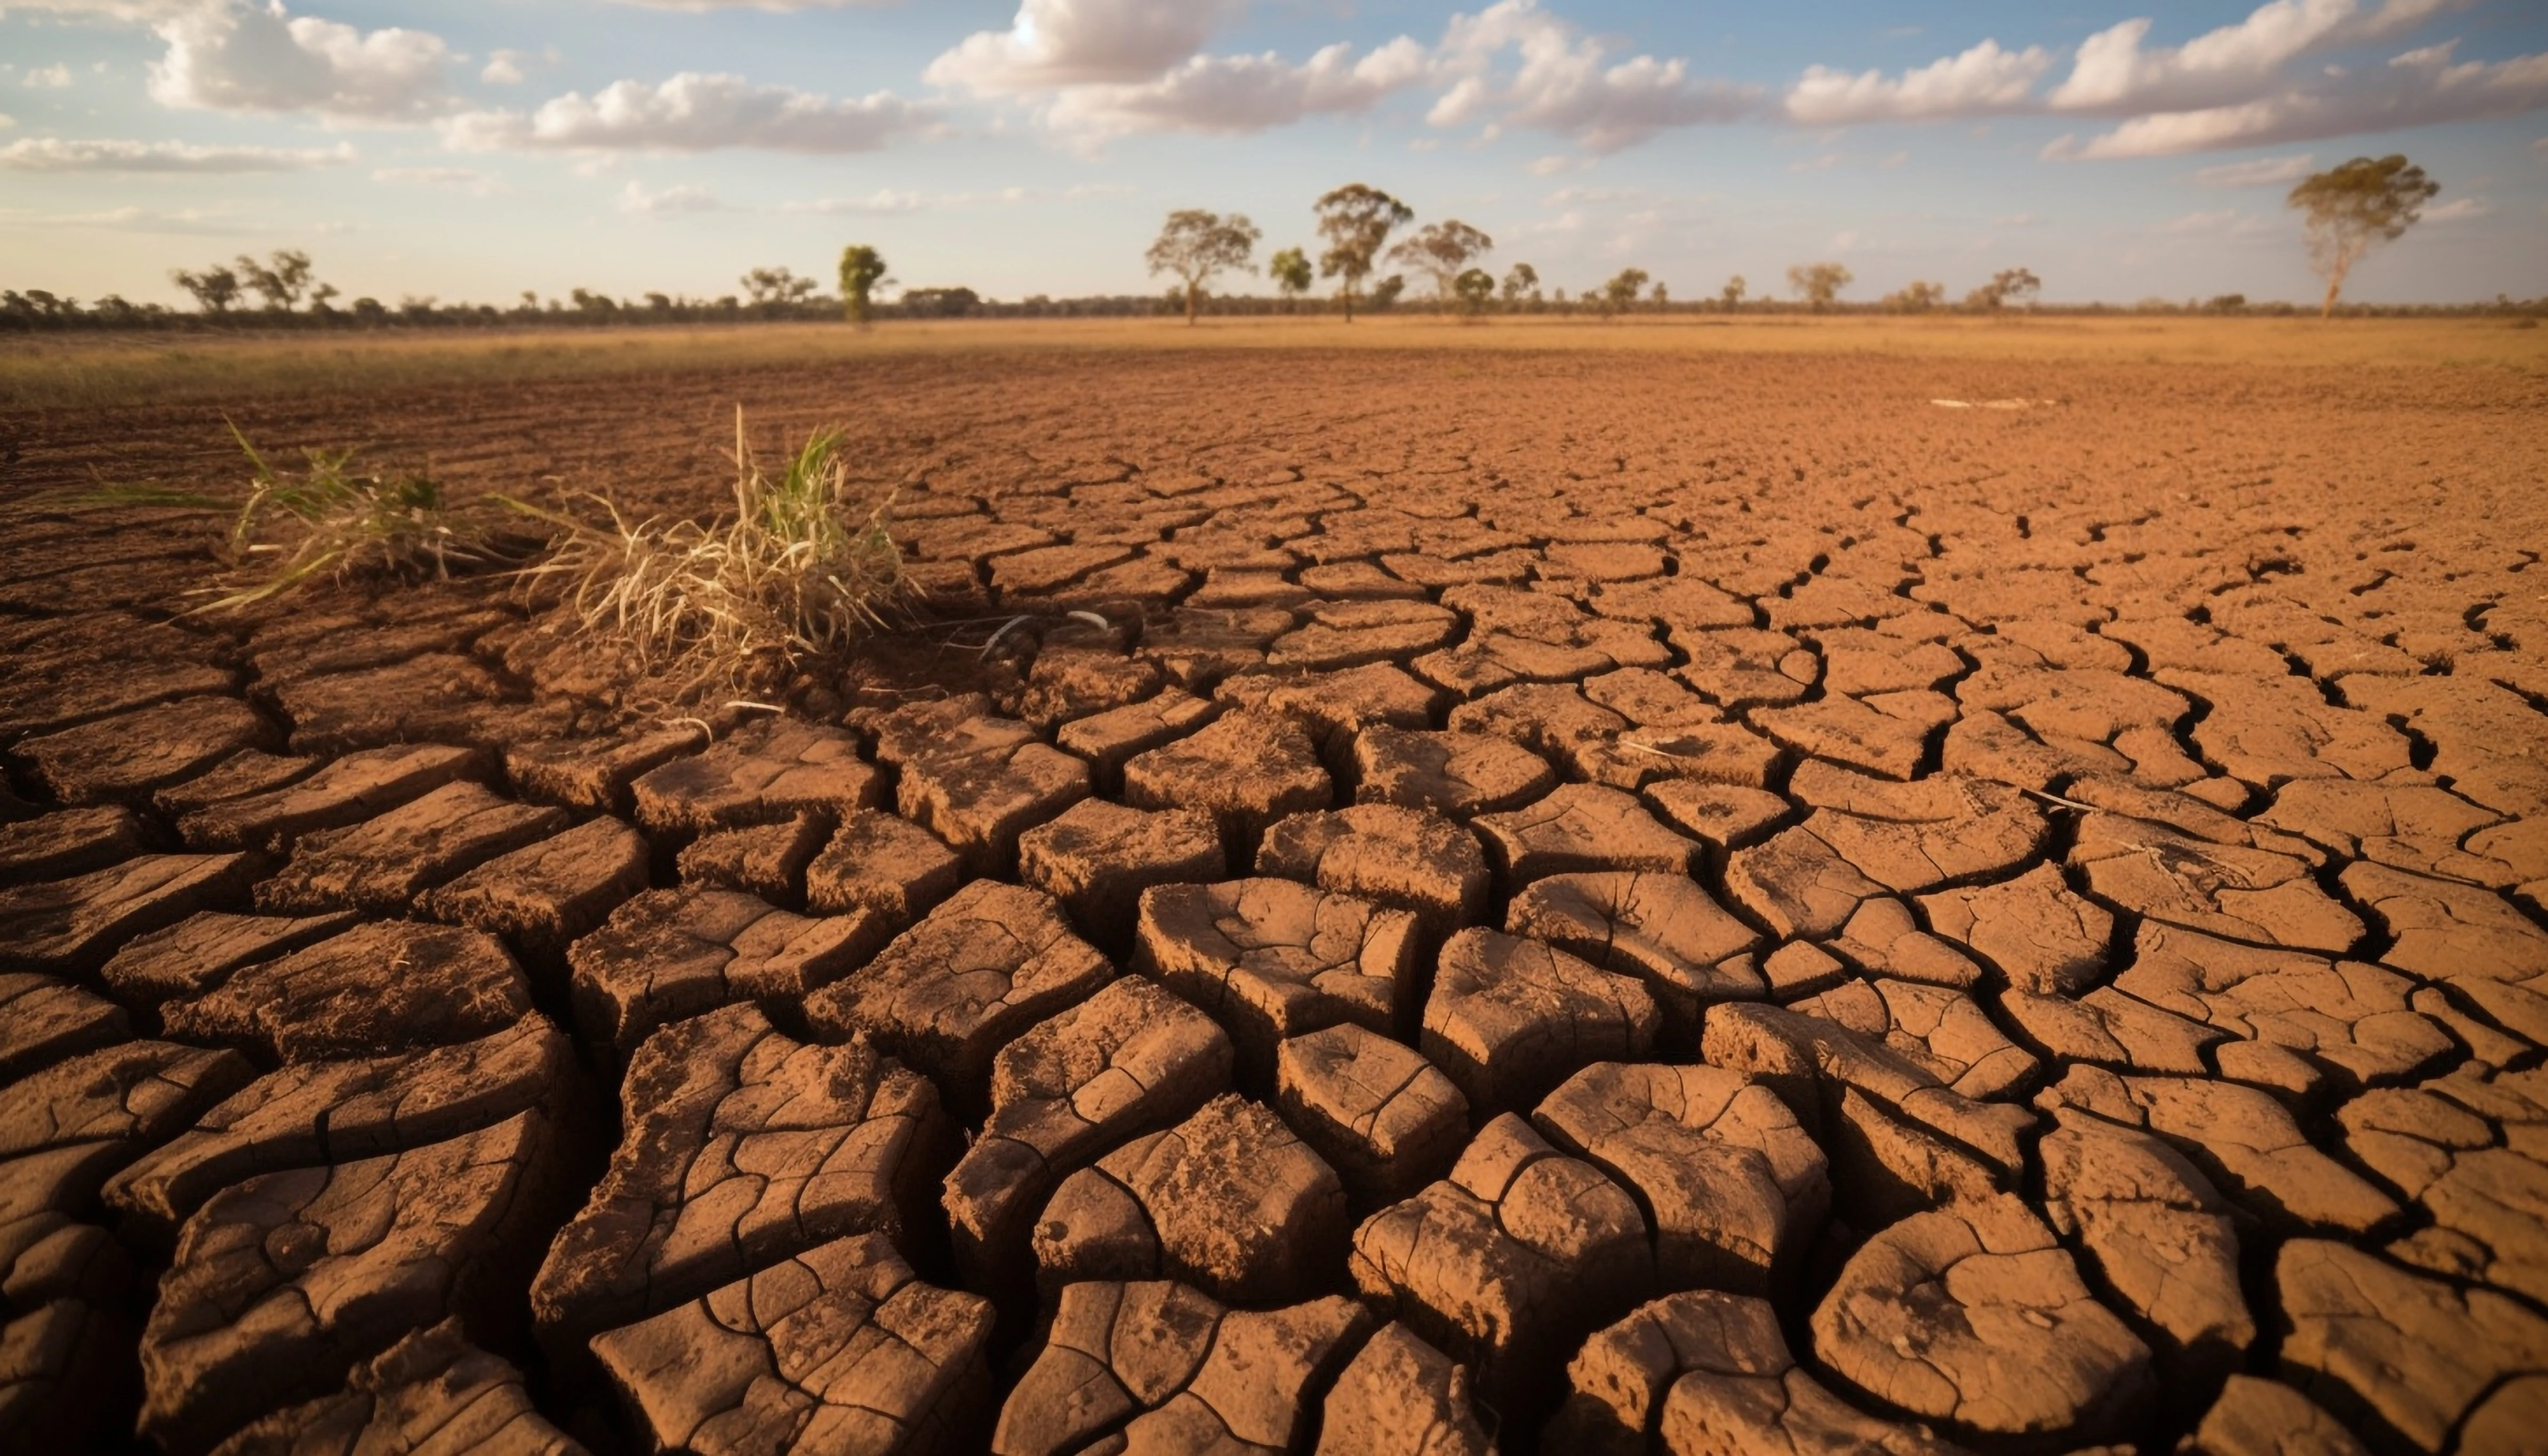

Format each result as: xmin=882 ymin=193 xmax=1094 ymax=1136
xmin=1314 ymin=183 xmax=1413 ymax=322
xmin=1787 ymin=262 xmax=1853 ymax=311
xmin=1501 ymin=262 xmax=1541 ymax=308
xmin=1387 ymin=219 xmax=1494 ymax=308
xmin=838 ymin=244 xmax=889 ymax=326
xmin=1964 ymin=268 xmax=2040 ymax=311
xmin=1147 ymin=209 xmax=1262 ymax=325
xmin=1268 ymin=246 xmax=1313 ymax=305
xmin=2287 ymin=155 xmax=2438 ymax=318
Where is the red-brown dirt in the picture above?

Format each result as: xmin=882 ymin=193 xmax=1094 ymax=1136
xmin=3 ymin=346 xmax=2545 ymax=1455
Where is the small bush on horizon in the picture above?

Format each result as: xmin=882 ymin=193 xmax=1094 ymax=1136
xmin=1789 ymin=262 xmax=1854 ymax=311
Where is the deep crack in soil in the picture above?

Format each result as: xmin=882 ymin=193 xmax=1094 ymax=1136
xmin=2 ymin=345 xmax=2545 ymax=1456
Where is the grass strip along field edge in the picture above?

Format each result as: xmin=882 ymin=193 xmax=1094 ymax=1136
xmin=7 ymin=313 xmax=2546 ymax=413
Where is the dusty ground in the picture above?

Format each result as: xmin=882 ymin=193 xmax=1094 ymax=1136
xmin=3 ymin=343 xmax=2546 ymax=1456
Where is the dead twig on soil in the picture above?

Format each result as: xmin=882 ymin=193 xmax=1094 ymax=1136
xmin=2021 ymin=786 xmax=2101 ymax=813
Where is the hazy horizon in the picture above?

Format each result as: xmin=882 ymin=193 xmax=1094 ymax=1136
xmin=4 ymin=0 xmax=2543 ymax=311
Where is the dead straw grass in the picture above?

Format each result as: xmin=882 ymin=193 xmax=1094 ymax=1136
xmin=69 ymin=422 xmax=501 ymax=613
xmin=498 ymin=406 xmax=903 ymax=702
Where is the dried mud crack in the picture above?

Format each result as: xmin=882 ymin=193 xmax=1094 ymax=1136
xmin=2 ymin=347 xmax=2545 ymax=1455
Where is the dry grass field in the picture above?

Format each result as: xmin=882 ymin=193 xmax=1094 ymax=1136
xmin=2 ymin=323 xmax=2545 ymax=1455
xmin=4 ymin=310 xmax=2543 ymax=413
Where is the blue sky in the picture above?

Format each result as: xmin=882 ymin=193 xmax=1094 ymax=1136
xmin=3 ymin=0 xmax=2542 ymax=309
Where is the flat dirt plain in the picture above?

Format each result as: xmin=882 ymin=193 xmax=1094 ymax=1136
xmin=3 ymin=321 xmax=2546 ymax=1456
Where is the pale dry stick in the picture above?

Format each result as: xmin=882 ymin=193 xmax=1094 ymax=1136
xmin=2021 ymin=786 xmax=2100 ymax=813
xmin=1617 ymin=737 xmax=1719 ymax=760
xmin=968 ymin=609 xmax=1112 ymax=658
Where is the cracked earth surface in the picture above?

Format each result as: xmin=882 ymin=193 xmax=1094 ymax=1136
xmin=2 ymin=347 xmax=2544 ymax=1454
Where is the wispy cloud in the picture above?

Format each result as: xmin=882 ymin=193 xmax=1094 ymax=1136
xmin=446 ymin=73 xmax=935 ymax=153
xmin=0 ymin=1 xmax=205 ymax=19
xmin=4 ymin=202 xmax=257 ymax=234
xmin=616 ymin=179 xmax=718 ymax=214
xmin=373 ymin=163 xmax=500 ymax=193
xmin=2424 ymin=195 xmax=2491 ymax=220
xmin=1786 ymin=39 xmax=2052 ymax=125
xmin=2193 ymin=152 xmax=2315 ymax=186
xmin=1782 ymin=147 xmax=1908 ymax=173
xmin=0 ymin=135 xmax=356 ymax=171
xmin=775 ymin=182 xmax=1131 ymax=214
xmin=2152 ymin=206 xmax=2276 ymax=237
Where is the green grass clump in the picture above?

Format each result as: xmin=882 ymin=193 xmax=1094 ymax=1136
xmin=76 ymin=423 xmax=496 ymax=613
xmin=501 ymin=408 xmax=903 ymax=699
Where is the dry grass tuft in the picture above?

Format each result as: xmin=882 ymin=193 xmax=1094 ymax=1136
xmin=499 ymin=407 xmax=903 ymax=701
xmin=73 ymin=423 xmax=499 ymax=613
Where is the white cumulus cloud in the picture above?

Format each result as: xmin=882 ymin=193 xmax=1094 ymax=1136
xmin=933 ymin=0 xmax=1752 ymax=149
xmin=928 ymin=0 xmax=1247 ymax=92
xmin=2049 ymin=0 xmax=2475 ymax=115
xmin=606 ymin=0 xmax=894 ymax=7
xmin=2053 ymin=1 xmax=2350 ymax=113
xmin=1786 ymin=39 xmax=2052 ymax=125
xmin=22 ymin=62 xmax=75 ymax=88
xmin=147 ymin=0 xmax=454 ymax=122
xmin=2051 ymin=43 xmax=2548 ymax=157
xmin=446 ymin=73 xmax=934 ymax=153
xmin=1046 ymin=39 xmax=1429 ymax=137
xmin=0 ymin=134 xmax=354 ymax=170
xmin=1430 ymin=0 xmax=1759 ymax=152
xmin=1765 ymin=0 xmax=2534 ymax=158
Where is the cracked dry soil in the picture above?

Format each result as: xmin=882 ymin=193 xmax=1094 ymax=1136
xmin=2 ymin=346 xmax=2545 ymax=1456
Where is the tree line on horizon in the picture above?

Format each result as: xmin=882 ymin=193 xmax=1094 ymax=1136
xmin=1143 ymin=189 xmax=2050 ymax=325
xmin=4 ymin=154 xmax=2512 ymax=333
